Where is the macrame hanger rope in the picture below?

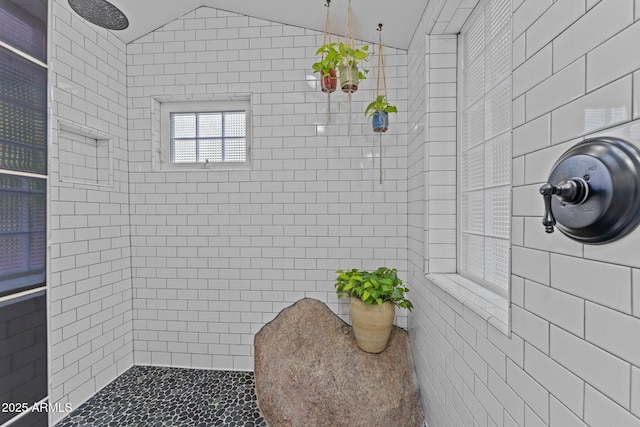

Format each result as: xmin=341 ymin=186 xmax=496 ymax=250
xmin=323 ymin=0 xmax=331 ymax=46
xmin=346 ymin=0 xmax=354 ymax=49
xmin=376 ymin=23 xmax=386 ymax=184
xmin=379 ymin=132 xmax=383 ymax=184
xmin=376 ymin=23 xmax=387 ymax=98
xmin=346 ymin=0 xmax=354 ymax=136
xmin=324 ymin=0 xmax=332 ymax=121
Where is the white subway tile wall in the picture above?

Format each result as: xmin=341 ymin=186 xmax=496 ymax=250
xmin=406 ymin=12 xmax=431 ymax=421
xmin=49 ymin=0 xmax=133 ymax=423
xmin=409 ymin=0 xmax=640 ymax=426
xmin=427 ymin=34 xmax=458 ymax=274
xmin=634 ymin=71 xmax=640 ymax=119
xmin=126 ymin=7 xmax=408 ymax=371
xmin=45 ymin=0 xmax=640 ymax=425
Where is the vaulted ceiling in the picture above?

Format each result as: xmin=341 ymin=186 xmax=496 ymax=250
xmin=103 ymin=0 xmax=476 ymax=50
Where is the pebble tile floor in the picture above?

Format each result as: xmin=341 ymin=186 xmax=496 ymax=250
xmin=55 ymin=366 xmax=267 ymax=427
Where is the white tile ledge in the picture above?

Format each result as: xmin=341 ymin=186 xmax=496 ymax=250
xmin=426 ymin=273 xmax=510 ymax=336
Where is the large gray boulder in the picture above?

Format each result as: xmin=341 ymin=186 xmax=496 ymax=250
xmin=254 ymin=298 xmax=424 ymax=427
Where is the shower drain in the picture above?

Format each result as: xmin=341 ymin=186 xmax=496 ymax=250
xmin=68 ymin=0 xmax=129 ymax=30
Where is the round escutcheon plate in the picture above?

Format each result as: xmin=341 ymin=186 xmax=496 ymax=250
xmin=546 ymin=137 xmax=640 ymax=244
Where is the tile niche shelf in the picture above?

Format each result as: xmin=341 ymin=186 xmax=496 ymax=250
xmin=58 ymin=120 xmax=114 ymax=188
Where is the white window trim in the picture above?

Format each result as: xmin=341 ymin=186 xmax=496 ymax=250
xmin=156 ymin=96 xmax=252 ymax=171
xmin=426 ymin=273 xmax=510 ymax=335
xmin=422 ymin=20 xmax=513 ymax=336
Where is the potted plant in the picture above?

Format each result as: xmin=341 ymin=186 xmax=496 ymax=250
xmin=365 ymin=95 xmax=397 ymax=132
xmin=337 ymin=42 xmax=370 ymax=93
xmin=335 ymin=267 xmax=413 ymax=353
xmin=312 ymin=42 xmax=340 ymax=93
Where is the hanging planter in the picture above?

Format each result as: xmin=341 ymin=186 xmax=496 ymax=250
xmin=312 ymin=0 xmax=338 ymax=121
xmin=312 ymin=43 xmax=340 ymax=94
xmin=339 ymin=64 xmax=358 ymax=93
xmin=372 ymin=111 xmax=389 ymax=133
xmin=342 ymin=0 xmax=370 ymax=135
xmin=337 ymin=43 xmax=369 ymax=94
xmin=365 ymin=95 xmax=397 ymax=132
xmin=367 ymin=23 xmax=397 ymax=183
xmin=321 ymin=68 xmax=337 ymax=93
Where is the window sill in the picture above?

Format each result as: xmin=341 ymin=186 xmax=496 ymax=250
xmin=426 ymin=273 xmax=509 ymax=336
xmin=155 ymin=163 xmax=252 ymax=172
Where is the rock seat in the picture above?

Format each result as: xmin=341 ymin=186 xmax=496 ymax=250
xmin=254 ymin=298 xmax=424 ymax=427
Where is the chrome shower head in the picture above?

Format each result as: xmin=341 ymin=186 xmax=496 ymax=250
xmin=68 ymin=0 xmax=128 ymax=30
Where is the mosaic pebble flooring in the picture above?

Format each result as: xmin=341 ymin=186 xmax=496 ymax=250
xmin=55 ymin=366 xmax=267 ymax=427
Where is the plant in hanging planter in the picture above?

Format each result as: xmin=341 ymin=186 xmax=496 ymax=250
xmin=312 ymin=42 xmax=340 ymax=93
xmin=365 ymin=95 xmax=397 ymax=133
xmin=335 ymin=267 xmax=413 ymax=353
xmin=337 ymin=42 xmax=371 ymax=93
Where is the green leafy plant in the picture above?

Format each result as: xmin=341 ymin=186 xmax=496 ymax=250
xmin=338 ymin=42 xmax=371 ymax=80
xmin=365 ymin=95 xmax=398 ymax=118
xmin=335 ymin=267 xmax=413 ymax=310
xmin=312 ymin=42 xmax=341 ymax=77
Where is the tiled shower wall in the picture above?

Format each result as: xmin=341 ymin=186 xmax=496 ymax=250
xmin=406 ymin=7 xmax=430 ymax=421
xmin=49 ymin=0 xmax=133 ymax=423
xmin=409 ymin=0 xmax=640 ymax=426
xmin=126 ymin=7 xmax=408 ymax=370
xmin=45 ymin=0 xmax=640 ymax=425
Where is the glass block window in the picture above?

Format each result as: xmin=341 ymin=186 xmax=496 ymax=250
xmin=0 ymin=173 xmax=46 ymax=296
xmin=458 ymin=0 xmax=512 ymax=294
xmin=171 ymin=111 xmax=247 ymax=163
xmin=0 ymin=46 xmax=47 ymax=175
xmin=0 ymin=0 xmax=47 ymax=62
xmin=0 ymin=0 xmax=47 ymax=418
xmin=159 ymin=98 xmax=251 ymax=170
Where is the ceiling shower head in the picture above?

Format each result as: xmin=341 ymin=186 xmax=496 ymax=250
xmin=68 ymin=0 xmax=129 ymax=30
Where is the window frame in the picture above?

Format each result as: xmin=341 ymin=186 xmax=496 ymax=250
xmin=159 ymin=99 xmax=252 ymax=171
xmin=0 ymin=0 xmax=49 ymax=416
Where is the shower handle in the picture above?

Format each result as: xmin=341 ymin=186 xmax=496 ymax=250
xmin=539 ymin=177 xmax=589 ymax=233
xmin=539 ymin=137 xmax=640 ymax=244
